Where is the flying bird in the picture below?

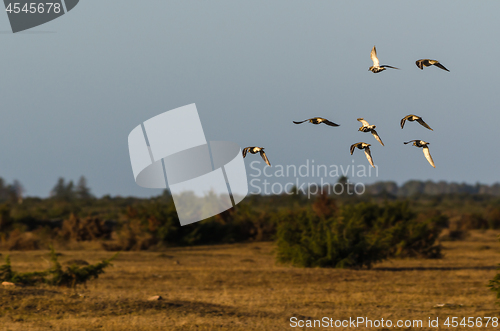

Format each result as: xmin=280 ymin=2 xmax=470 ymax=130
xmin=400 ymin=114 xmax=433 ymax=131
xmin=242 ymin=147 xmax=271 ymax=166
xmin=357 ymin=118 xmax=384 ymax=146
xmin=350 ymin=142 xmax=375 ymax=168
xmin=293 ymin=117 xmax=339 ymax=127
xmin=415 ymin=59 xmax=449 ymax=72
xmin=404 ymin=140 xmax=435 ymax=168
xmin=369 ymin=46 xmax=399 ymax=73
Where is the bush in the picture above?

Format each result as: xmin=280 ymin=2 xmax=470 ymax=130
xmin=1 ymin=228 xmax=41 ymax=250
xmin=275 ymin=210 xmax=346 ymax=268
xmin=486 ymin=207 xmax=500 ymax=229
xmin=0 ymin=204 xmax=12 ymax=232
xmin=276 ymin=201 xmax=445 ymax=269
xmin=104 ymin=203 xmax=179 ymax=250
xmin=387 ymin=209 xmax=446 ymax=259
xmin=45 ymin=246 xmax=117 ymax=288
xmin=0 ymin=255 xmax=46 ymax=285
xmin=0 ymin=246 xmax=117 ymax=288
xmin=458 ymin=213 xmax=489 ymax=230
xmin=276 ymin=205 xmax=387 ymax=269
xmin=59 ymin=213 xmax=111 ymax=241
xmin=105 ymin=199 xmax=277 ymax=251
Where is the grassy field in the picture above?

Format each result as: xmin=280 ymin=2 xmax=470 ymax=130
xmin=1 ymin=230 xmax=500 ymax=330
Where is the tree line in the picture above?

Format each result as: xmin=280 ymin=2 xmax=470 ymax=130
xmin=0 ymin=176 xmax=499 ymax=259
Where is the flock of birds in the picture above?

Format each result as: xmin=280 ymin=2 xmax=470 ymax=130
xmin=242 ymin=46 xmax=448 ymax=169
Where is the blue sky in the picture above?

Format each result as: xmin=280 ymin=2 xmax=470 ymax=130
xmin=0 ymin=1 xmax=499 ymax=197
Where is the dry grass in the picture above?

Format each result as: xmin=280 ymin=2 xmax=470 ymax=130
xmin=1 ymin=230 xmax=500 ymax=330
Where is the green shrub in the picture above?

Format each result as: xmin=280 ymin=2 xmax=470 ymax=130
xmin=276 ymin=207 xmax=388 ymax=269
xmin=45 ymin=246 xmax=118 ymax=288
xmin=0 ymin=246 xmax=117 ymax=288
xmin=276 ymin=201 xmax=445 ymax=269
xmin=0 ymin=255 xmax=48 ymax=286
xmin=385 ymin=209 xmax=445 ymax=259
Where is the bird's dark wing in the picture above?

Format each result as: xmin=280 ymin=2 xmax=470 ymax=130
xmin=401 ymin=116 xmax=408 ymax=129
xmin=415 ymin=60 xmax=424 ymax=70
xmin=416 ymin=118 xmax=433 ymax=131
xmin=293 ymin=120 xmax=308 ymax=124
xmin=380 ymin=65 xmax=400 ymax=70
xmin=434 ymin=62 xmax=450 ymax=72
xmin=260 ymin=150 xmax=271 ymax=166
xmin=364 ymin=147 xmax=375 ymax=168
xmin=322 ymin=119 xmax=340 ymax=127
xmin=404 ymin=140 xmax=416 ymax=145
xmin=371 ymin=130 xmax=384 ymax=146
xmin=350 ymin=144 xmax=357 ymax=155
xmin=242 ymin=147 xmax=250 ymax=158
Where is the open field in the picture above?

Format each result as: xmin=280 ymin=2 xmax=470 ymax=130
xmin=1 ymin=230 xmax=500 ymax=330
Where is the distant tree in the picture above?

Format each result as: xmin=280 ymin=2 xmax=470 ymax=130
xmin=161 ymin=189 xmax=172 ymax=200
xmin=491 ymin=184 xmax=500 ymax=196
xmin=66 ymin=180 xmax=74 ymax=195
xmin=50 ymin=178 xmax=75 ymax=201
xmin=0 ymin=178 xmax=7 ymax=201
xmin=51 ymin=178 xmax=66 ymax=197
xmin=366 ymin=181 xmax=398 ymax=196
xmin=337 ymin=176 xmax=348 ymax=186
xmin=447 ymin=182 xmax=460 ymax=194
xmin=75 ymin=176 xmax=93 ymax=199
xmin=286 ymin=185 xmax=306 ymax=202
xmin=336 ymin=176 xmax=352 ymax=196
xmin=437 ymin=181 xmax=448 ymax=194
xmin=424 ymin=180 xmax=440 ymax=195
xmin=399 ymin=180 xmax=424 ymax=197
xmin=9 ymin=180 xmax=24 ymax=204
